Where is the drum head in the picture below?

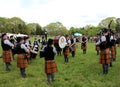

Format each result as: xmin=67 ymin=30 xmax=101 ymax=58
xmin=58 ymin=36 xmax=67 ymax=48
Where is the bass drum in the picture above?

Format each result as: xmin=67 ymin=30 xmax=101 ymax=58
xmin=54 ymin=35 xmax=67 ymax=48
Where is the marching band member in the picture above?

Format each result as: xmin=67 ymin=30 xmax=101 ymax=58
xmin=10 ymin=35 xmax=16 ymax=59
xmin=96 ymin=28 xmax=111 ymax=74
xmin=42 ymin=39 xmax=57 ymax=84
xmin=24 ymin=36 xmax=31 ymax=63
xmin=95 ymin=35 xmax=100 ymax=55
xmin=109 ymin=32 xmax=117 ymax=67
xmin=63 ymin=43 xmax=70 ymax=63
xmin=41 ymin=36 xmax=47 ymax=49
xmin=1 ymin=33 xmax=14 ymax=71
xmin=31 ymin=37 xmax=39 ymax=59
xmin=81 ymin=35 xmax=87 ymax=54
xmin=16 ymin=37 xmax=29 ymax=78
xmin=70 ymin=35 xmax=76 ymax=57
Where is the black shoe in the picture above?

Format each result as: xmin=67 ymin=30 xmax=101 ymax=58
xmin=109 ymin=63 xmax=112 ymax=67
xmin=22 ymin=74 xmax=27 ymax=78
xmin=6 ymin=68 xmax=10 ymax=71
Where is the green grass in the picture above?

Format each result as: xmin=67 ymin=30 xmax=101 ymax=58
xmin=0 ymin=38 xmax=120 ymax=87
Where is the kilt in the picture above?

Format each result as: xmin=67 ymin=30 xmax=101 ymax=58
xmin=45 ymin=60 xmax=57 ymax=74
xmin=17 ymin=54 xmax=28 ymax=68
xmin=72 ymin=44 xmax=76 ymax=52
xmin=109 ymin=46 xmax=116 ymax=59
xmin=96 ymin=45 xmax=100 ymax=51
xmin=81 ymin=43 xmax=86 ymax=50
xmin=63 ymin=48 xmax=70 ymax=56
xmin=100 ymin=48 xmax=111 ymax=64
xmin=26 ymin=52 xmax=30 ymax=59
xmin=2 ymin=50 xmax=13 ymax=62
xmin=114 ymin=45 xmax=117 ymax=57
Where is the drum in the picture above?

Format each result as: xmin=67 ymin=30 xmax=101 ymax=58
xmin=54 ymin=35 xmax=67 ymax=48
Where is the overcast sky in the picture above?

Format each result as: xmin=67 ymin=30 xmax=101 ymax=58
xmin=0 ymin=0 xmax=120 ymax=28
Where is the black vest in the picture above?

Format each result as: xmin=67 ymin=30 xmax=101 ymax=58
xmin=71 ymin=39 xmax=74 ymax=44
xmin=1 ymin=39 xmax=11 ymax=51
xmin=44 ymin=46 xmax=55 ymax=60
xmin=16 ymin=43 xmax=26 ymax=54
xmin=99 ymin=35 xmax=110 ymax=50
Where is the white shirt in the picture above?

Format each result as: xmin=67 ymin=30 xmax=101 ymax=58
xmin=4 ymin=40 xmax=14 ymax=47
xmin=96 ymin=36 xmax=106 ymax=45
xmin=68 ymin=39 xmax=71 ymax=45
xmin=21 ymin=44 xmax=29 ymax=53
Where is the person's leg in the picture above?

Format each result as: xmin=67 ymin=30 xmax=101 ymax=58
xmin=102 ymin=64 xmax=106 ymax=74
xmin=51 ymin=73 xmax=55 ymax=82
xmin=105 ymin=64 xmax=108 ymax=74
xmin=64 ymin=55 xmax=67 ymax=62
xmin=109 ymin=62 xmax=112 ymax=67
xmin=97 ymin=50 xmax=99 ymax=55
xmin=46 ymin=73 xmax=51 ymax=83
xmin=5 ymin=62 xmax=10 ymax=71
xmin=72 ymin=51 xmax=75 ymax=57
xmin=66 ymin=56 xmax=68 ymax=62
xmin=20 ymin=68 xmax=26 ymax=78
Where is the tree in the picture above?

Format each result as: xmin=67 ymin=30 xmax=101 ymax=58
xmin=98 ymin=17 xmax=116 ymax=30
xmin=116 ymin=18 xmax=120 ymax=33
xmin=0 ymin=17 xmax=9 ymax=33
xmin=36 ymin=24 xmax=43 ymax=35
xmin=44 ymin=22 xmax=68 ymax=36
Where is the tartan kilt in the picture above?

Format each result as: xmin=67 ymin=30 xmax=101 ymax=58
xmin=109 ymin=46 xmax=116 ymax=59
xmin=72 ymin=44 xmax=76 ymax=52
xmin=17 ymin=54 xmax=28 ymax=68
xmin=81 ymin=43 xmax=86 ymax=50
xmin=114 ymin=45 xmax=117 ymax=57
xmin=63 ymin=49 xmax=70 ymax=56
xmin=2 ymin=50 xmax=13 ymax=62
xmin=45 ymin=60 xmax=58 ymax=74
xmin=100 ymin=48 xmax=111 ymax=64
xmin=26 ymin=52 xmax=30 ymax=59
xmin=96 ymin=45 xmax=100 ymax=51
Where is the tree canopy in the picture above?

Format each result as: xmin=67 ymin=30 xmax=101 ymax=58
xmin=0 ymin=16 xmax=120 ymax=36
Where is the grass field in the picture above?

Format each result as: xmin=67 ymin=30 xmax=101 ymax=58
xmin=0 ymin=38 xmax=120 ymax=87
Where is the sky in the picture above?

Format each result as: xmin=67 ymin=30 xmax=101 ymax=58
xmin=0 ymin=0 xmax=120 ymax=28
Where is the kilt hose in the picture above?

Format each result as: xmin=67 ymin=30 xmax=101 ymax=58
xmin=2 ymin=50 xmax=13 ymax=62
xmin=81 ymin=43 xmax=87 ymax=51
xmin=45 ymin=60 xmax=58 ymax=74
xmin=109 ymin=46 xmax=116 ymax=60
xmin=17 ymin=54 xmax=28 ymax=68
xmin=96 ymin=45 xmax=100 ymax=51
xmin=100 ymin=48 xmax=111 ymax=64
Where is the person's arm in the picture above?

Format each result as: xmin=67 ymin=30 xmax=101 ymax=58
xmin=53 ymin=47 xmax=57 ymax=54
xmin=21 ymin=44 xmax=29 ymax=53
xmin=96 ymin=40 xmax=100 ymax=45
xmin=4 ymin=40 xmax=14 ymax=47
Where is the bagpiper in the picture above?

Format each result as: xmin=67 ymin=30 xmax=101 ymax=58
xmin=81 ymin=35 xmax=87 ymax=54
xmin=109 ymin=31 xmax=117 ymax=67
xmin=1 ymin=33 xmax=14 ymax=71
xmin=24 ymin=36 xmax=31 ymax=63
xmin=63 ymin=43 xmax=70 ymax=63
xmin=70 ymin=35 xmax=76 ymax=57
xmin=16 ymin=37 xmax=29 ymax=78
xmin=31 ymin=37 xmax=39 ymax=59
xmin=95 ymin=34 xmax=100 ymax=55
xmin=42 ymin=39 xmax=57 ymax=84
xmin=96 ymin=28 xmax=111 ymax=74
